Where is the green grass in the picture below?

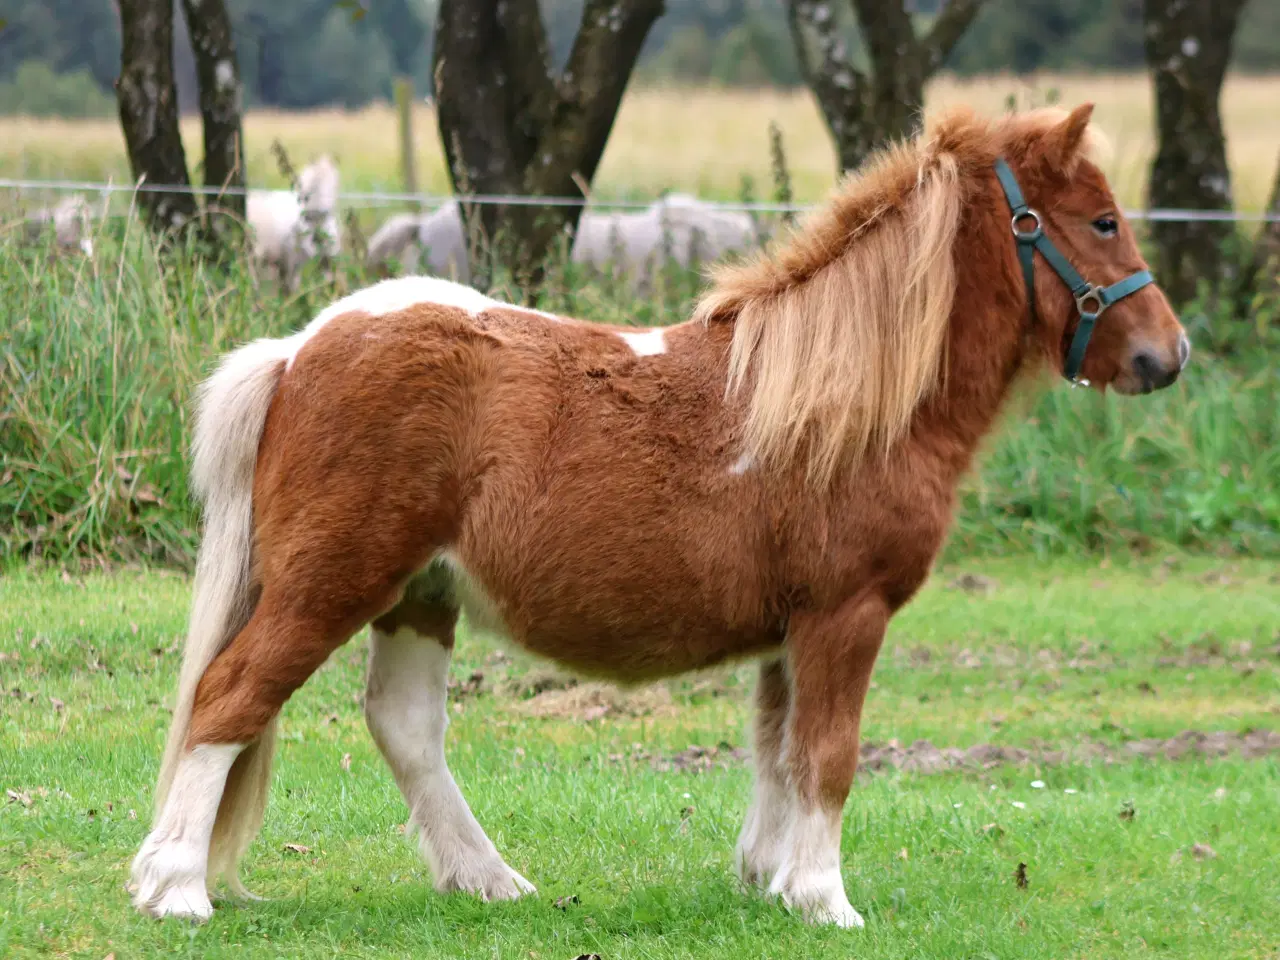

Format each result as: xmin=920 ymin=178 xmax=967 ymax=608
xmin=2 ymin=556 xmax=1278 ymax=958
xmin=2 ymin=229 xmax=1278 ymax=567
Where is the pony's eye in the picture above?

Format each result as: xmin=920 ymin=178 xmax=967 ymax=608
xmin=1092 ymin=216 xmax=1118 ymax=238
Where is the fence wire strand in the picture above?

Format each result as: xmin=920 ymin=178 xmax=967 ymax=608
xmin=2 ymin=176 xmax=1278 ymax=223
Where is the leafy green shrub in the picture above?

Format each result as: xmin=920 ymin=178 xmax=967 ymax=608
xmin=0 ymin=61 xmax=115 ymax=118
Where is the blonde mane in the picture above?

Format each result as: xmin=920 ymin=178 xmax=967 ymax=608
xmin=694 ymin=107 xmax=1098 ymax=485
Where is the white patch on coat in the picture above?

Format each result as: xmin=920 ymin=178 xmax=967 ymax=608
xmin=364 ymin=625 xmax=534 ymax=900
xmin=283 ymin=277 xmax=501 ymax=368
xmin=130 ymin=743 xmax=244 ymax=920
xmin=619 ymin=327 xmax=666 ymax=356
xmin=728 ymin=452 xmax=754 ymax=475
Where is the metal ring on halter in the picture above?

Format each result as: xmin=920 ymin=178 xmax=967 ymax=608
xmin=1011 ymin=209 xmax=1043 ymax=241
xmin=1075 ymin=285 xmax=1106 ymax=318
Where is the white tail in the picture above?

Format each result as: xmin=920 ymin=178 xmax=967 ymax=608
xmin=151 ymin=335 xmax=293 ymax=893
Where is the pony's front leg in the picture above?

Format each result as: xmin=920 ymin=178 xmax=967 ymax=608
xmin=769 ymin=595 xmax=888 ymax=928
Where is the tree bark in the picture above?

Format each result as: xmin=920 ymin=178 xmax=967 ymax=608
xmin=180 ymin=0 xmax=246 ymax=222
xmin=787 ymin=0 xmax=987 ymax=175
xmin=1238 ymin=150 xmax=1280 ymax=303
xmin=434 ymin=0 xmax=665 ymax=294
xmin=1143 ymin=0 xmax=1249 ymax=305
xmin=116 ymin=0 xmax=199 ymax=234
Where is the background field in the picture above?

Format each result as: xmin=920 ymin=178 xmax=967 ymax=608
xmin=3 ymin=74 xmax=1278 ymax=213
xmin=3 ymin=556 xmax=1278 ymax=959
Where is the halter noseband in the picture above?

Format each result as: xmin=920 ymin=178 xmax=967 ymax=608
xmin=993 ymin=158 xmax=1153 ymax=385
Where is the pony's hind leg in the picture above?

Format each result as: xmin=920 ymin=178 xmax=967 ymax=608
xmin=132 ymin=591 xmax=370 ymax=919
xmin=364 ymin=570 xmax=535 ymax=901
xmin=737 ymin=657 xmax=794 ymax=888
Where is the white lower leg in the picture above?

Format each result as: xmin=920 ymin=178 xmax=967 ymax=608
xmin=769 ymin=803 xmax=863 ymax=929
xmin=365 ymin=627 xmax=534 ymax=901
xmin=737 ymin=761 xmax=794 ymax=887
xmin=131 ymin=743 xmax=243 ymax=920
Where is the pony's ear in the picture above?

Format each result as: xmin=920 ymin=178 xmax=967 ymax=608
xmin=1045 ymin=102 xmax=1095 ymax=171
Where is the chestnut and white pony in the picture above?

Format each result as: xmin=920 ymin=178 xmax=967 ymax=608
xmin=247 ymin=156 xmax=342 ymax=290
xmin=131 ymin=105 xmax=1188 ymax=928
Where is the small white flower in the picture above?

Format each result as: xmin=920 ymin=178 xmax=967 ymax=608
xmin=682 ymin=792 xmax=691 ymax=799
xmin=1031 ymin=780 xmax=1045 ymax=789
xmin=989 ymin=785 xmax=998 ymax=791
xmin=1064 ymin=788 xmax=1079 ymax=795
xmin=953 ymin=802 xmax=963 ymax=808
xmin=1011 ymin=801 xmax=1027 ymax=809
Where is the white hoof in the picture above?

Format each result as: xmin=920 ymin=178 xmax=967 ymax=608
xmin=769 ymin=864 xmax=864 ymax=929
xmin=438 ymin=860 xmax=536 ymax=902
xmin=130 ymin=834 xmax=213 ymax=921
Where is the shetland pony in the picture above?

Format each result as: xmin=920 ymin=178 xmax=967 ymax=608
xmin=366 ymin=201 xmax=471 ymax=283
xmin=247 ymin=156 xmax=342 ymax=290
xmin=130 ymin=104 xmax=1188 ymax=928
xmin=571 ymin=193 xmax=760 ymax=290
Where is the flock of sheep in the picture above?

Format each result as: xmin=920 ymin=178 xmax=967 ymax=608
xmin=14 ymin=155 xmax=772 ymax=288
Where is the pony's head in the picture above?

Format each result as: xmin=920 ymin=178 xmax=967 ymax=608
xmin=994 ymin=103 xmax=1189 ymax=394
xmin=296 ymin=155 xmax=340 ymax=216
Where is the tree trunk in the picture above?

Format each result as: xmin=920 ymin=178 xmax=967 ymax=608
xmin=180 ymin=0 xmax=246 ymax=223
xmin=116 ymin=0 xmax=198 ymax=234
xmin=1143 ymin=0 xmax=1249 ymax=306
xmin=787 ymin=0 xmax=987 ymax=175
xmin=434 ymin=0 xmax=665 ymax=294
xmin=1238 ymin=150 xmax=1280 ymax=304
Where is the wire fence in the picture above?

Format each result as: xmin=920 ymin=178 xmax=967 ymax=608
xmin=2 ymin=175 xmax=1278 ymax=223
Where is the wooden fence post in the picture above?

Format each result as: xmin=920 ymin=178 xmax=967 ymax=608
xmin=394 ymin=76 xmax=419 ymax=210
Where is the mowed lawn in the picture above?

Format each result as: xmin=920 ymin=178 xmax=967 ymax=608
xmin=2 ymin=555 xmax=1278 ymax=959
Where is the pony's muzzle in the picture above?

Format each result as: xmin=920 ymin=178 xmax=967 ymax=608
xmin=1131 ymin=335 xmax=1187 ymax=393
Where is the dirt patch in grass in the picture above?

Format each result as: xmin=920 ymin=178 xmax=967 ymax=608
xmin=617 ymin=729 xmax=1280 ymax=777
xmin=515 ymin=681 xmax=675 ymax=721
xmin=857 ymin=728 xmax=1280 ymax=774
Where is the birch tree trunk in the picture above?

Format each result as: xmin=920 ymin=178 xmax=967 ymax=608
xmin=786 ymin=0 xmax=988 ymax=175
xmin=180 ymin=0 xmax=246 ymax=223
xmin=1143 ymin=0 xmax=1249 ymax=305
xmin=433 ymin=0 xmax=665 ymax=293
xmin=116 ymin=0 xmax=198 ymax=234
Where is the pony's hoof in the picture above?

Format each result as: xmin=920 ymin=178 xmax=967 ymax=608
xmin=130 ymin=837 xmax=213 ymax=921
xmin=131 ymin=877 xmax=214 ymax=921
xmin=736 ymin=839 xmax=784 ymax=889
xmin=439 ymin=861 xmax=536 ymax=902
xmin=769 ymin=864 xmax=864 ymax=929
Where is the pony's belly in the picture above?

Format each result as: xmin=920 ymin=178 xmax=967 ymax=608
xmin=435 ymin=551 xmax=780 ymax=682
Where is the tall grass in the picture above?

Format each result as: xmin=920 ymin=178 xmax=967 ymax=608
xmin=1 ymin=228 xmax=1277 ymax=567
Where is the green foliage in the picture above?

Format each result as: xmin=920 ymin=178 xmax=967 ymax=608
xmin=0 ymin=61 xmax=116 ymax=118
xmin=2 ymin=228 xmax=1277 ymax=568
xmin=5 ymin=0 xmax=1280 ymax=111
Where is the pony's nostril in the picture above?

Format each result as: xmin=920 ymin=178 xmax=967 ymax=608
xmin=1133 ymin=351 xmax=1177 ymax=391
xmin=1178 ymin=333 xmax=1192 ymax=368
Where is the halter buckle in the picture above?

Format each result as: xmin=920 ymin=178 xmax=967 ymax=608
xmin=1011 ymin=209 xmax=1043 ymax=242
xmin=1074 ymin=285 xmax=1106 ymax=319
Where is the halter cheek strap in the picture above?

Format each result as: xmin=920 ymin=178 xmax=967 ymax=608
xmin=993 ymin=157 xmax=1154 ymax=385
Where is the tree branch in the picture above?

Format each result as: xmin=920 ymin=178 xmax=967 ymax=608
xmin=785 ymin=0 xmax=867 ymax=163
xmin=921 ymin=0 xmax=988 ymax=73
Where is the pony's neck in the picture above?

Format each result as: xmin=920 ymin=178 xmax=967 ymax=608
xmin=913 ymin=201 xmax=1035 ymax=481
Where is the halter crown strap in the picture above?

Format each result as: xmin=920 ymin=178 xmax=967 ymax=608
xmin=993 ymin=157 xmax=1155 ymax=383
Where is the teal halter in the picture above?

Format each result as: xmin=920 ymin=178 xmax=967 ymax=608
xmin=993 ymin=158 xmax=1154 ymax=384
